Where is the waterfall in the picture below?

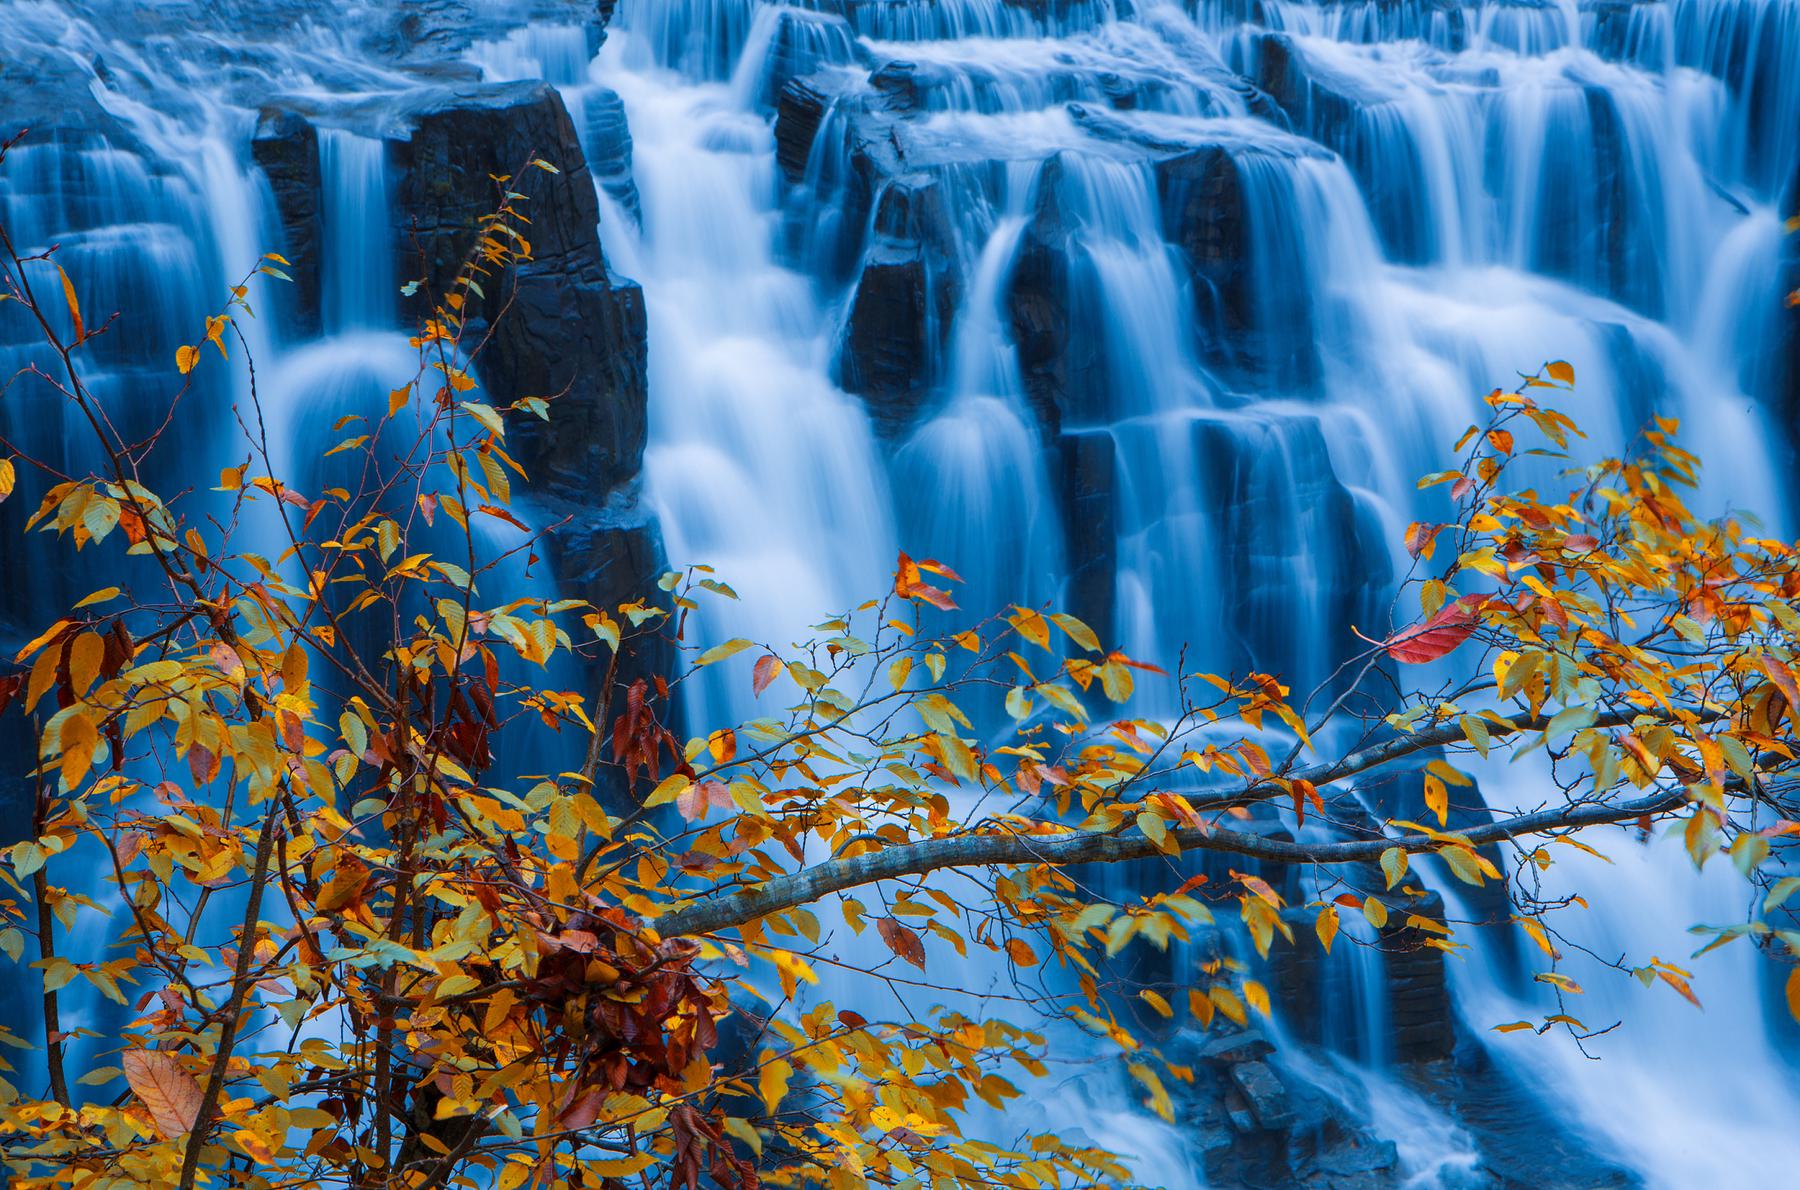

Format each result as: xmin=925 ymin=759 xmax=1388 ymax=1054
xmin=2 ymin=0 xmax=1798 ymax=1185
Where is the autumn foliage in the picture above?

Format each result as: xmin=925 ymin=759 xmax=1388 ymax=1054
xmin=0 ymin=130 xmax=1799 ymax=1189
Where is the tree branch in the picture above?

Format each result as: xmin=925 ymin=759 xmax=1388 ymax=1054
xmin=178 ymin=801 xmax=281 ymax=1190
xmin=650 ymin=788 xmax=1686 ymax=937
xmin=648 ymin=704 xmax=1712 ymax=938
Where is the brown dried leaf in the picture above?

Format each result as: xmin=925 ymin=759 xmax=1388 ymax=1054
xmin=877 ymin=916 xmax=925 ymax=970
xmin=123 ymin=1050 xmax=201 ymax=1138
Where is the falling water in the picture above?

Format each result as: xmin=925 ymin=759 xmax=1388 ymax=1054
xmin=1 ymin=0 xmax=1798 ymax=1184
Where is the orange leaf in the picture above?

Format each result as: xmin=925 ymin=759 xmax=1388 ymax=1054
xmin=1290 ymin=778 xmax=1324 ymax=826
xmin=123 ymin=1050 xmax=202 ymax=1138
xmin=1232 ymin=870 xmax=1281 ymax=908
xmin=317 ymin=855 xmax=370 ymax=913
xmin=751 ymin=654 xmax=781 ymax=697
xmin=1762 ymin=655 xmax=1800 ymax=713
xmin=57 ymin=265 xmax=83 ymax=342
xmin=1657 ymin=967 xmax=1702 ymax=1009
xmin=1404 ymin=522 xmax=1442 ymax=560
xmin=894 ymin=551 xmax=957 ymax=611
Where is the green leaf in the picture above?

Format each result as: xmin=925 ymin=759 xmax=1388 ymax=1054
xmin=1766 ymin=876 xmax=1800 ymax=914
xmin=1544 ymin=704 xmax=1596 ymax=744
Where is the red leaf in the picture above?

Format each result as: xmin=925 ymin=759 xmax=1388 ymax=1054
xmin=1450 ymin=476 xmax=1474 ymax=502
xmin=751 ymin=654 xmax=780 ymax=697
xmin=477 ymin=504 xmax=529 ymax=532
xmin=559 ymin=1087 xmax=604 ymax=1130
xmin=877 ymin=916 xmax=926 ymax=970
xmin=1383 ymin=596 xmax=1487 ymax=665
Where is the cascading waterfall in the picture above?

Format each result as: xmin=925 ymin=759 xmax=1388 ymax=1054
xmin=1 ymin=0 xmax=1798 ymax=1184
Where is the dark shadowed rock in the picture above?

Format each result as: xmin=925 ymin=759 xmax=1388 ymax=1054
xmin=838 ymin=175 xmax=959 ymax=436
xmin=1155 ymin=145 xmax=1275 ymax=380
xmin=1230 ymin=1061 xmax=1296 ymax=1130
xmin=251 ymin=109 xmax=324 ymax=337
xmin=1007 ymin=154 xmax=1105 ymax=437
xmin=774 ymin=79 xmax=833 ymax=184
xmin=392 ymin=81 xmax=658 ymax=616
xmin=1380 ymin=890 xmax=1456 ymax=1061
xmin=1056 ymin=428 xmax=1118 ymax=641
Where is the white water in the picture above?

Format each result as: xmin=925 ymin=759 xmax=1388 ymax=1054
xmin=0 ymin=0 xmax=1796 ymax=1184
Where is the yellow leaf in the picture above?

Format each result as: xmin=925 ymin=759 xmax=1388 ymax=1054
xmin=1788 ymin=968 xmax=1800 ymax=1024
xmin=0 ymin=456 xmax=13 ymax=504
xmin=759 ymin=1058 xmax=792 ymax=1114
xmin=1424 ymin=773 xmax=1448 ymax=826
xmin=645 ymin=773 xmax=691 ymax=807
xmin=1315 ymin=906 xmax=1339 ymax=954
xmin=1242 ymin=979 xmax=1270 ymax=1018
xmin=1138 ymin=989 xmax=1172 ymax=1018
xmin=59 ymin=712 xmax=99 ymax=789
xmin=68 ymin=631 xmax=104 ymax=697
xmin=589 ymin=1154 xmax=656 ymax=1178
xmin=1049 ymin=612 xmax=1101 ymax=653
xmin=1362 ymin=896 xmax=1389 ymax=930
xmin=1127 ymin=1061 xmax=1173 ymax=1123
xmin=176 ymin=345 xmax=200 ymax=374
xmin=1546 ymin=360 xmax=1575 ymax=385
xmin=484 ymin=986 xmax=517 ymax=1035
xmin=1515 ymin=916 xmax=1555 ymax=957
xmin=317 ymin=855 xmax=370 ymax=912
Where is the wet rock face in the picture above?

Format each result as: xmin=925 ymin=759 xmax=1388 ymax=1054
xmin=838 ymin=176 xmax=959 ymax=437
xmin=250 ymin=82 xmax=663 ymax=622
xmin=1155 ymin=143 xmax=1316 ymax=387
xmin=390 ymin=80 xmax=659 ymax=608
xmin=576 ymin=87 xmax=642 ymax=225
xmin=1007 ymin=154 xmax=1106 ymax=437
xmin=1056 ymin=429 xmax=1118 ymax=643
xmin=250 ymin=110 xmax=324 ymax=337
xmin=1166 ymin=1023 xmax=1406 ymax=1189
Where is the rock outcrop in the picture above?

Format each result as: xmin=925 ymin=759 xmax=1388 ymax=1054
xmin=250 ymin=110 xmax=325 ymax=337
xmin=837 ymin=175 xmax=959 ymax=436
xmin=390 ymin=81 xmax=659 ymax=612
